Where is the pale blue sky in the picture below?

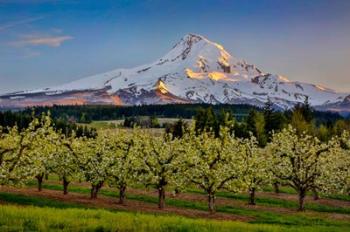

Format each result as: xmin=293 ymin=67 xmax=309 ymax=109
xmin=0 ymin=0 xmax=350 ymax=93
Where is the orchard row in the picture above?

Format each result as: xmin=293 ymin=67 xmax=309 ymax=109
xmin=0 ymin=114 xmax=349 ymax=212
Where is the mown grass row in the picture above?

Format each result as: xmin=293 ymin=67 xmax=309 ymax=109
xmin=0 ymin=203 xmax=347 ymax=232
xmin=207 ymin=191 xmax=350 ymax=215
xmin=4 ymin=183 xmax=350 ymax=229
xmin=35 ymin=182 xmax=350 ymax=215
xmin=261 ymin=186 xmax=350 ymax=202
xmin=0 ymin=192 xmax=87 ymax=209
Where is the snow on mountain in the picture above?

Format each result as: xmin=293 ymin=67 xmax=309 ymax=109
xmin=0 ymin=33 xmax=349 ymax=112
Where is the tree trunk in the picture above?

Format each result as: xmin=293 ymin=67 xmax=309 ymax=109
xmin=63 ymin=177 xmax=69 ymax=195
xmin=36 ymin=174 xmax=44 ymax=192
xmin=208 ymin=193 xmax=216 ymax=213
xmin=248 ymin=187 xmax=256 ymax=205
xmin=92 ymin=186 xmax=98 ymax=199
xmin=90 ymin=182 xmax=103 ymax=199
xmin=298 ymin=189 xmax=306 ymax=211
xmin=119 ymin=185 xmax=127 ymax=204
xmin=158 ymin=186 xmax=166 ymax=209
xmin=95 ymin=182 xmax=103 ymax=199
xmin=273 ymin=182 xmax=280 ymax=194
xmin=90 ymin=186 xmax=95 ymax=199
xmin=312 ymin=188 xmax=319 ymax=200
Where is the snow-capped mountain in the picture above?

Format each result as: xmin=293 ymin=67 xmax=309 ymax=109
xmin=1 ymin=34 xmax=349 ymax=113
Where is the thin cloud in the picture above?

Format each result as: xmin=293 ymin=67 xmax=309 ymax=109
xmin=22 ymin=50 xmax=41 ymax=58
xmin=0 ymin=16 xmax=44 ymax=32
xmin=11 ymin=35 xmax=73 ymax=47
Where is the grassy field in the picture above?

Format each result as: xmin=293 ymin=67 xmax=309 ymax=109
xmin=1 ymin=204 xmax=341 ymax=232
xmin=0 ymin=179 xmax=349 ymax=232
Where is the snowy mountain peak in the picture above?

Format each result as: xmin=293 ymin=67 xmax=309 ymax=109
xmin=174 ymin=33 xmax=229 ymax=56
xmin=175 ymin=33 xmax=204 ymax=48
xmin=0 ymin=34 xmax=349 ymax=114
xmin=161 ymin=33 xmax=233 ymax=68
xmin=160 ymin=33 xmax=262 ymax=78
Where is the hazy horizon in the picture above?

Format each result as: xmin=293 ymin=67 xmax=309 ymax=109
xmin=1 ymin=0 xmax=350 ymax=94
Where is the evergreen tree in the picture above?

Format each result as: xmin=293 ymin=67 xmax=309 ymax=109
xmin=263 ymin=98 xmax=274 ymax=134
xmin=165 ymin=119 xmax=189 ymax=138
xmin=216 ymin=109 xmax=235 ymax=133
xmin=194 ymin=107 xmax=217 ymax=135
xmin=246 ymin=110 xmax=267 ymax=147
xmin=291 ymin=107 xmax=314 ymax=135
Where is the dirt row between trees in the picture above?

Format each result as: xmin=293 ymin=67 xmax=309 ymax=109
xmin=0 ymin=186 xmax=252 ymax=222
xmin=1 ymin=185 xmax=349 ymax=222
xmin=258 ymin=192 xmax=350 ymax=209
xmin=128 ymin=188 xmax=296 ymax=214
xmin=125 ymin=188 xmax=350 ymax=220
xmin=43 ymin=179 xmax=350 ymax=209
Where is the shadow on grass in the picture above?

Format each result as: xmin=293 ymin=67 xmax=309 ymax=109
xmin=187 ymin=189 xmax=350 ymax=215
xmin=14 ymin=182 xmax=350 ymax=228
xmin=0 ymin=192 xmax=86 ymax=209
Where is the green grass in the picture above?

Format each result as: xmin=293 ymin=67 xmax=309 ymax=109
xmin=262 ymin=186 xmax=350 ymax=202
xmin=219 ymin=192 xmax=350 ymax=214
xmin=0 ymin=192 xmax=86 ymax=209
xmin=19 ymin=182 xmax=350 ymax=229
xmin=187 ymin=189 xmax=350 ymax=215
xmin=262 ymin=186 xmax=297 ymax=194
xmin=326 ymin=194 xmax=350 ymax=202
xmin=0 ymin=204 xmax=348 ymax=232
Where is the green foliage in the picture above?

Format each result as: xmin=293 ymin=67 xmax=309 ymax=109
xmin=194 ymin=107 xmax=235 ymax=137
xmin=123 ymin=116 xmax=161 ymax=128
xmin=79 ymin=112 xmax=92 ymax=123
xmin=165 ymin=119 xmax=189 ymax=138
xmin=246 ymin=110 xmax=267 ymax=147
xmin=317 ymin=124 xmax=330 ymax=142
xmin=0 ymin=110 xmax=97 ymax=138
xmin=263 ymin=99 xmax=286 ymax=137
xmin=332 ymin=119 xmax=350 ymax=136
xmin=290 ymin=108 xmax=314 ymax=135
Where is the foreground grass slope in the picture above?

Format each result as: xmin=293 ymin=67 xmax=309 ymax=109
xmin=0 ymin=181 xmax=349 ymax=232
xmin=0 ymin=204 xmax=347 ymax=232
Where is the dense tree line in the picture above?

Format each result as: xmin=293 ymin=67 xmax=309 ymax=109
xmin=0 ymin=111 xmax=97 ymax=138
xmin=191 ymin=99 xmax=350 ymax=147
xmin=0 ymin=113 xmax=349 ymax=213
xmin=15 ymin=103 xmax=344 ymax=123
xmin=17 ymin=104 xmax=259 ymax=122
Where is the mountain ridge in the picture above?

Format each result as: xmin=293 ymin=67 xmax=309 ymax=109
xmin=1 ymin=34 xmax=349 ymax=113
